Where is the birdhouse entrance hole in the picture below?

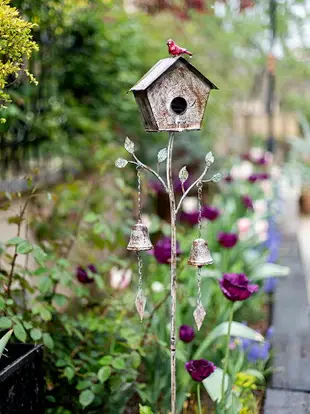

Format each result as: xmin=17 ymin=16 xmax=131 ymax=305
xmin=170 ymin=97 xmax=187 ymax=115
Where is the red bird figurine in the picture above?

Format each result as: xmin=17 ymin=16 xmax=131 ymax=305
xmin=166 ymin=39 xmax=192 ymax=57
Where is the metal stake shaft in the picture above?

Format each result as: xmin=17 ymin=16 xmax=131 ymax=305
xmin=167 ymin=132 xmax=177 ymax=414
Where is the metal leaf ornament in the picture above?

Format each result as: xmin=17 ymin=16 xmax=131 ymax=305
xmin=157 ymin=148 xmax=168 ymax=163
xmin=179 ymin=166 xmax=189 ymax=183
xmin=205 ymin=151 xmax=215 ymax=166
xmin=115 ymin=158 xmax=128 ymax=168
xmin=124 ymin=137 xmax=135 ymax=154
xmin=211 ymin=173 xmax=223 ymax=183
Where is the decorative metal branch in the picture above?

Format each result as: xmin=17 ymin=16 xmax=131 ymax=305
xmin=116 ymin=134 xmax=221 ymax=414
xmin=117 ymin=52 xmax=218 ymax=414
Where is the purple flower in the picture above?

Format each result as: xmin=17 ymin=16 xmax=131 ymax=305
xmin=76 ymin=264 xmax=97 ymax=284
xmin=185 ymin=359 xmax=216 ymax=382
xmin=241 ymin=195 xmax=254 ymax=211
xmin=224 ymin=174 xmax=233 ymax=183
xmin=248 ymin=174 xmax=259 ymax=183
xmin=266 ymin=326 xmax=274 ymax=340
xmin=219 ymin=273 xmax=259 ymax=302
xmin=180 ymin=211 xmax=199 ymax=226
xmin=248 ymin=173 xmax=270 ymax=183
xmin=264 ymin=277 xmax=278 ymax=293
xmin=247 ymin=342 xmax=271 ymax=362
xmin=149 ymin=180 xmax=165 ymax=194
xmin=179 ymin=325 xmax=195 ymax=343
xmin=217 ymin=232 xmax=238 ymax=248
xmin=151 ymin=236 xmax=182 ymax=264
xmin=202 ymin=205 xmax=220 ymax=221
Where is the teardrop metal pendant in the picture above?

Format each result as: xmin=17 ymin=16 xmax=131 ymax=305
xmin=127 ymin=222 xmax=153 ymax=251
xmin=188 ymin=238 xmax=213 ymax=267
xmin=193 ymin=302 xmax=206 ymax=331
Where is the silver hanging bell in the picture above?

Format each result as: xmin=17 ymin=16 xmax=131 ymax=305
xmin=127 ymin=222 xmax=153 ymax=251
xmin=188 ymin=238 xmax=213 ymax=266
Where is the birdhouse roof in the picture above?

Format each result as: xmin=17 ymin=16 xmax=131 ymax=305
xmin=130 ymin=56 xmax=218 ymax=92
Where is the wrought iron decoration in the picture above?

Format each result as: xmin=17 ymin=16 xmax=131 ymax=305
xmin=116 ymin=49 xmax=219 ymax=414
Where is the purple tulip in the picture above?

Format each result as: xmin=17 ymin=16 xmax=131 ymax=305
xmin=224 ymin=174 xmax=233 ymax=183
xmin=202 ymin=205 xmax=220 ymax=221
xmin=180 ymin=211 xmax=199 ymax=226
xmin=151 ymin=236 xmax=182 ymax=264
xmin=264 ymin=277 xmax=278 ymax=293
xmin=248 ymin=174 xmax=259 ymax=183
xmin=219 ymin=273 xmax=259 ymax=302
xmin=185 ymin=359 xmax=216 ymax=382
xmin=217 ymin=232 xmax=238 ymax=248
xmin=76 ymin=264 xmax=97 ymax=284
xmin=248 ymin=173 xmax=270 ymax=183
xmin=179 ymin=325 xmax=195 ymax=343
xmin=241 ymin=195 xmax=254 ymax=211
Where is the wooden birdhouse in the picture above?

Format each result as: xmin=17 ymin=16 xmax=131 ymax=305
xmin=130 ymin=56 xmax=218 ymax=132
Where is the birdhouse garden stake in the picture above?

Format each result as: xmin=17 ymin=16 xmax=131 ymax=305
xmin=115 ymin=42 xmax=219 ymax=414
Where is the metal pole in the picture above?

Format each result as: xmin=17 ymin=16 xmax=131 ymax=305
xmin=166 ymin=132 xmax=177 ymax=414
xmin=266 ymin=0 xmax=277 ymax=153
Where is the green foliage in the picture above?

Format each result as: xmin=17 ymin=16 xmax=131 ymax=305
xmin=0 ymin=0 xmax=38 ymax=109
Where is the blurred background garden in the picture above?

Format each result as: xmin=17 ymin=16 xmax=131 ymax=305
xmin=0 ymin=0 xmax=310 ymax=413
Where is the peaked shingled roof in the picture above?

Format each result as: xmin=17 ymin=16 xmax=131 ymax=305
xmin=130 ymin=56 xmax=218 ymax=92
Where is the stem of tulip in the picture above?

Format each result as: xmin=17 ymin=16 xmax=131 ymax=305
xmin=221 ymin=301 xmax=234 ymax=406
xmin=197 ymin=382 xmax=202 ymax=414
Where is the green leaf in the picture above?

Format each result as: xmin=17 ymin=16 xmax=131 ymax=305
xmin=0 ymin=329 xmax=13 ymax=358
xmin=7 ymin=236 xmax=24 ymax=246
xmin=43 ymin=333 xmax=54 ymax=350
xmin=84 ymin=212 xmax=98 ymax=223
xmin=112 ymin=357 xmax=126 ymax=370
xmin=79 ymin=390 xmax=95 ymax=408
xmin=0 ymin=317 xmax=12 ymax=330
xmin=203 ymin=367 xmax=229 ymax=403
xmin=98 ymin=366 xmax=111 ymax=383
xmin=33 ymin=245 xmax=47 ymax=267
xmin=251 ymin=263 xmax=290 ymax=280
xmin=76 ymin=380 xmax=93 ymax=390
xmin=243 ymin=369 xmax=265 ymax=383
xmin=13 ymin=324 xmax=27 ymax=342
xmin=64 ymin=366 xmax=75 ymax=381
xmin=16 ymin=241 xmax=33 ymax=254
xmin=30 ymin=328 xmax=42 ymax=341
xmin=194 ymin=322 xmax=263 ymax=360
xmin=38 ymin=276 xmax=53 ymax=295
xmin=139 ymin=405 xmax=154 ymax=414
xmin=40 ymin=307 xmax=52 ymax=321
xmin=53 ymin=294 xmax=68 ymax=307
xmin=99 ymin=355 xmax=113 ymax=366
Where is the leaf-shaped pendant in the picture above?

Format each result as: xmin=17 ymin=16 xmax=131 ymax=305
xmin=193 ymin=302 xmax=206 ymax=331
xmin=135 ymin=290 xmax=146 ymax=321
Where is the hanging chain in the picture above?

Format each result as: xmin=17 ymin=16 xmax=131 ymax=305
xmin=197 ymin=266 xmax=202 ymax=306
xmin=136 ymin=251 xmax=143 ymax=293
xmin=197 ymin=180 xmax=203 ymax=238
xmin=137 ymin=166 xmax=142 ymax=223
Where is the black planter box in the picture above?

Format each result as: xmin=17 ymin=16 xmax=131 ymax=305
xmin=0 ymin=344 xmax=44 ymax=414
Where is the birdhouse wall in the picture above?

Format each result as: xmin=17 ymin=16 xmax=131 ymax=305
xmin=147 ymin=60 xmax=211 ymax=132
xmin=133 ymin=91 xmax=158 ymax=131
